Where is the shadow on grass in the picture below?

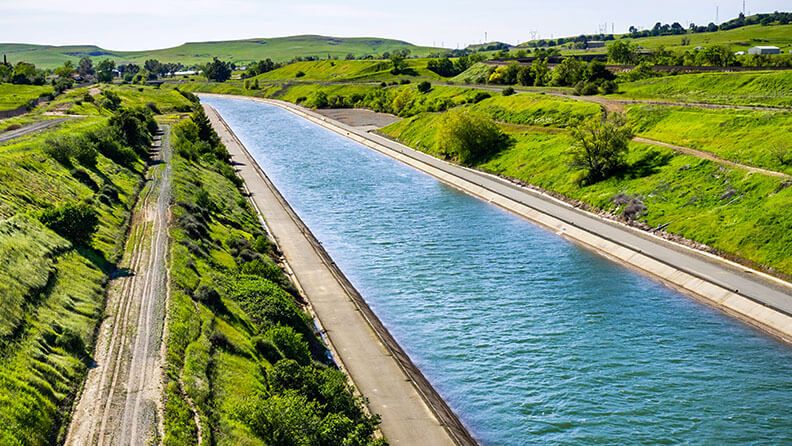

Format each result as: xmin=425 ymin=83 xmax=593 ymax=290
xmin=619 ymin=149 xmax=674 ymax=179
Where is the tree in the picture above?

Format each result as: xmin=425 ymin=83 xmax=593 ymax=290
xmin=144 ymin=59 xmax=162 ymax=75
xmin=697 ymin=45 xmax=735 ymax=67
xmin=39 ymin=202 xmax=99 ymax=245
xmin=416 ymin=81 xmax=432 ymax=93
xmin=78 ymin=57 xmax=94 ymax=77
xmin=569 ymin=113 xmax=633 ymax=183
xmin=552 ymin=57 xmax=584 ymax=86
xmin=204 ymin=57 xmax=232 ymax=82
xmin=96 ymin=59 xmax=115 ymax=83
xmin=437 ymin=108 xmax=511 ymax=165
xmin=516 ymin=66 xmax=534 ymax=86
xmin=389 ymin=53 xmax=408 ymax=75
xmin=54 ymin=61 xmax=75 ymax=78
xmin=12 ymin=62 xmax=43 ymax=85
xmin=530 ymin=58 xmax=550 ymax=86
xmin=608 ymin=39 xmax=639 ymax=64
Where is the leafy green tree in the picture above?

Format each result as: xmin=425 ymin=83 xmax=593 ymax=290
xmin=437 ymin=108 xmax=511 ymax=165
xmin=204 ymin=57 xmax=232 ymax=82
xmin=696 ymin=45 xmax=736 ymax=67
xmin=143 ymin=59 xmax=162 ymax=75
xmin=516 ymin=66 xmax=534 ymax=86
xmin=95 ymin=59 xmax=115 ymax=83
xmin=389 ymin=53 xmax=408 ymax=75
xmin=569 ymin=113 xmax=633 ymax=183
xmin=552 ymin=57 xmax=584 ymax=86
xmin=39 ymin=202 xmax=99 ymax=245
xmin=54 ymin=61 xmax=76 ymax=78
xmin=530 ymin=58 xmax=550 ymax=86
xmin=12 ymin=62 xmax=43 ymax=85
xmin=416 ymin=81 xmax=432 ymax=93
xmin=78 ymin=57 xmax=94 ymax=77
xmin=608 ymin=39 xmax=639 ymax=64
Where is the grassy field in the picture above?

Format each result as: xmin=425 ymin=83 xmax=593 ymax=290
xmin=0 ymin=83 xmax=53 ymax=111
xmin=0 ymin=35 xmax=444 ymax=68
xmin=0 ymin=112 xmax=146 ymax=444
xmin=253 ymin=58 xmax=443 ymax=82
xmin=164 ymin=111 xmax=383 ymax=445
xmin=627 ymin=104 xmax=792 ymax=174
xmin=381 ymin=107 xmax=792 ymax=276
xmin=616 ymin=71 xmax=792 ymax=107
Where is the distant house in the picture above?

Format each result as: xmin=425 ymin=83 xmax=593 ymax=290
xmin=586 ymin=41 xmax=605 ymax=49
xmin=173 ymin=70 xmax=202 ymax=76
xmin=748 ymin=46 xmax=781 ymax=55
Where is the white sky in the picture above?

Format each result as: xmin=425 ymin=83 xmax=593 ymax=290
xmin=1 ymin=0 xmax=789 ymax=50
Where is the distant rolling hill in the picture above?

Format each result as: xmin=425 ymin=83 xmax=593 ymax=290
xmin=0 ymin=35 xmax=446 ymax=68
xmin=517 ymin=23 xmax=792 ymax=55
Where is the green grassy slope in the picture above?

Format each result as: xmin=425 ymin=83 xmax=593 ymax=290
xmin=380 ymin=104 xmax=792 ymax=276
xmin=163 ymin=112 xmax=383 ymax=445
xmin=253 ymin=58 xmax=442 ymax=82
xmin=0 ymin=36 xmax=444 ymax=68
xmin=517 ymin=23 xmax=792 ymax=54
xmin=616 ymin=71 xmax=792 ymax=107
xmin=0 ymin=115 xmax=146 ymax=444
xmin=0 ymin=83 xmax=53 ymax=111
xmin=628 ymin=105 xmax=792 ymax=174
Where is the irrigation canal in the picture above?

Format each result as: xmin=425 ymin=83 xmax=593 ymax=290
xmin=203 ymin=96 xmax=792 ymax=445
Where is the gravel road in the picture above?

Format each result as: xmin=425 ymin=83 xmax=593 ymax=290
xmin=66 ymin=126 xmax=171 ymax=446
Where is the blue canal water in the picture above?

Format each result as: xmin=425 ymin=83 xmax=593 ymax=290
xmin=203 ymin=96 xmax=792 ymax=445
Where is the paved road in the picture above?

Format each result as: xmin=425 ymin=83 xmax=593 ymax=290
xmin=258 ymin=98 xmax=792 ymax=321
xmin=66 ymin=127 xmax=171 ymax=446
xmin=204 ymin=104 xmax=471 ymax=446
xmin=0 ymin=118 xmax=68 ymax=143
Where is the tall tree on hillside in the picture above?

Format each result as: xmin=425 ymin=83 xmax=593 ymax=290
xmin=608 ymin=40 xmax=639 ymax=64
xmin=54 ymin=60 xmax=76 ymax=78
xmin=96 ymin=59 xmax=116 ymax=83
xmin=78 ymin=57 xmax=94 ymax=77
xmin=204 ymin=57 xmax=232 ymax=82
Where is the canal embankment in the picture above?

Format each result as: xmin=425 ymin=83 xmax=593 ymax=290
xmin=199 ymin=93 xmax=792 ymax=345
xmin=203 ymin=103 xmax=476 ymax=446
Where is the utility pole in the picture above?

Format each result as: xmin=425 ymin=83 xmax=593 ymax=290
xmin=485 ymin=32 xmax=488 ymax=43
xmin=716 ymin=6 xmax=719 ymax=23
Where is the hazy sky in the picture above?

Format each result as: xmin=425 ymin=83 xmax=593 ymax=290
xmin=1 ymin=0 xmax=789 ymax=50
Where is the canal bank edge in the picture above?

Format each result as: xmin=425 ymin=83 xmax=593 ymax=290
xmin=199 ymin=94 xmax=792 ymax=346
xmin=203 ymin=104 xmax=476 ymax=446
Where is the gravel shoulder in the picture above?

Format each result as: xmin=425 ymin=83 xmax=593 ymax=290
xmin=65 ymin=127 xmax=171 ymax=446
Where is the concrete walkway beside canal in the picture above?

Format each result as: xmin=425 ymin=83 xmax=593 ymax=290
xmin=204 ymin=105 xmax=472 ymax=446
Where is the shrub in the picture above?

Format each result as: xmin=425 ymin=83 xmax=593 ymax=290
xmin=437 ymin=108 xmax=512 ymax=165
xmin=70 ymin=168 xmax=98 ymax=190
xmin=569 ymin=113 xmax=633 ymax=183
xmin=469 ymin=91 xmax=491 ymax=104
xmin=502 ymin=87 xmax=516 ymax=96
xmin=416 ymin=81 xmax=431 ymax=93
xmin=90 ymin=127 xmax=138 ymax=167
xmin=38 ymin=202 xmax=98 ymax=245
xmin=267 ymin=325 xmax=311 ymax=365
xmin=295 ymin=71 xmax=306 ymax=78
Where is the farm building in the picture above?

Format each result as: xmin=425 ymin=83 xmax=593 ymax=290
xmin=748 ymin=46 xmax=781 ymax=55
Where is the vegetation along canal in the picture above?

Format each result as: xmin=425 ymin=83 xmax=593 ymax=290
xmin=203 ymin=96 xmax=792 ymax=445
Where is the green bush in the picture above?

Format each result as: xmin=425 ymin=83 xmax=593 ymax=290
xmin=437 ymin=108 xmax=512 ymax=165
xmin=38 ymin=202 xmax=98 ymax=245
xmin=267 ymin=325 xmax=311 ymax=365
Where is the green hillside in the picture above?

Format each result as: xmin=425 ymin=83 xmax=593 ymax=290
xmin=0 ymin=36 xmax=444 ymax=68
xmin=518 ymin=23 xmax=792 ymax=55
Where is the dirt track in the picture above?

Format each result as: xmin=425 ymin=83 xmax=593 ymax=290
xmin=65 ymin=127 xmax=171 ymax=446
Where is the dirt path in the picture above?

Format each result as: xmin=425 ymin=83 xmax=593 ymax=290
xmin=66 ymin=126 xmax=171 ymax=446
xmin=634 ymin=137 xmax=791 ymax=178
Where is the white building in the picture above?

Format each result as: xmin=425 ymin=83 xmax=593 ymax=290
xmin=747 ymin=46 xmax=781 ymax=55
